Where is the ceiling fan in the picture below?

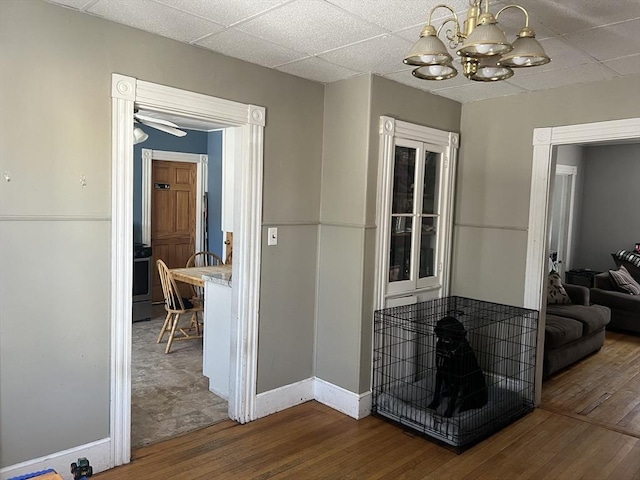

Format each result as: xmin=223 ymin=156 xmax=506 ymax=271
xmin=133 ymin=110 xmax=187 ymax=144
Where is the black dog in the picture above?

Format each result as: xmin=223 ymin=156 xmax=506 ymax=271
xmin=427 ymin=316 xmax=488 ymax=417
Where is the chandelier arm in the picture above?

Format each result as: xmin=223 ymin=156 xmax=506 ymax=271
xmin=437 ymin=18 xmax=463 ymax=45
xmin=496 ymin=4 xmax=530 ymax=28
xmin=428 ymin=4 xmax=461 ymax=30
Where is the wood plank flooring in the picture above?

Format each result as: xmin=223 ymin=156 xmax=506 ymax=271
xmin=96 ymin=332 xmax=640 ymax=479
xmin=542 ymin=331 xmax=640 ymax=438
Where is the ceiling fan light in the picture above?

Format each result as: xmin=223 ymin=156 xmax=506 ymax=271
xmin=499 ymin=34 xmax=550 ymax=67
xmin=412 ymin=63 xmax=458 ymax=81
xmin=404 ymin=25 xmax=453 ymax=66
xmin=133 ymin=127 xmax=149 ymax=145
xmin=457 ymin=13 xmax=512 ymax=57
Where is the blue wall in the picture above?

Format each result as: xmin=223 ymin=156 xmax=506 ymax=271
xmin=133 ymin=127 xmax=223 ymax=258
xmin=207 ymin=131 xmax=223 ymax=256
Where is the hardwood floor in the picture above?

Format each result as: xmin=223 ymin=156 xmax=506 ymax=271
xmin=96 ymin=332 xmax=640 ymax=480
xmin=542 ymin=331 xmax=640 ymax=438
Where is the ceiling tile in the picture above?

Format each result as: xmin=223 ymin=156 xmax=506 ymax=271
xmin=562 ymin=19 xmax=640 ymax=61
xmin=235 ymin=0 xmax=387 ymax=55
xmin=45 ymin=0 xmax=96 ymax=9
xmin=319 ymin=34 xmax=412 ymax=75
xmin=325 ymin=0 xmax=471 ymax=31
xmin=45 ymin=0 xmax=640 ymax=104
xmin=513 ymin=0 xmax=640 ymax=35
xmin=432 ymin=81 xmax=526 ymax=103
xmin=153 ymin=0 xmax=288 ymax=26
xmin=508 ymin=63 xmax=617 ymax=92
xmin=196 ymin=29 xmax=307 ymax=68
xmin=87 ymin=0 xmax=224 ymax=43
xmin=276 ymin=57 xmax=361 ymax=83
xmin=602 ymin=54 xmax=640 ymax=76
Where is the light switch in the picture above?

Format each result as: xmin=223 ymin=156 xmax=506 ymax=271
xmin=268 ymin=227 xmax=278 ymax=246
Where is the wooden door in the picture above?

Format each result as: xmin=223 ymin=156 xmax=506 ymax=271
xmin=152 ymin=160 xmax=197 ymax=302
xmin=225 ymin=232 xmax=233 ymax=264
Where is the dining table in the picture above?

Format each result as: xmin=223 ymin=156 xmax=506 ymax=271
xmin=169 ymin=264 xmax=232 ymax=287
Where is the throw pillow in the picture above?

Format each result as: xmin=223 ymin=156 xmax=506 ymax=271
xmin=609 ymin=265 xmax=640 ymax=295
xmin=547 ymin=272 xmax=572 ymax=304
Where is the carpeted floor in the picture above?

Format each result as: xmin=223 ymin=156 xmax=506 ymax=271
xmin=131 ymin=307 xmax=228 ymax=449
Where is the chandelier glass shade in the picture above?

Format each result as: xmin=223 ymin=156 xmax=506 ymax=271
xmin=404 ymin=0 xmax=550 ymax=82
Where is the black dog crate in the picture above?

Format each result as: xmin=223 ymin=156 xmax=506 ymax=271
xmin=372 ymin=296 xmax=538 ymax=451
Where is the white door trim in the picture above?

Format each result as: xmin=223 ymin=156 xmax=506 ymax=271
xmin=141 ymin=149 xmax=208 ymax=251
xmin=553 ymin=164 xmax=577 ymax=277
xmin=110 ymin=74 xmax=265 ymax=466
xmin=525 ymin=117 xmax=640 ymax=405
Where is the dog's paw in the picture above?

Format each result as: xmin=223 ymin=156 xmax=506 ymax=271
xmin=427 ymin=401 xmax=439 ymax=410
xmin=443 ymin=409 xmax=454 ymax=418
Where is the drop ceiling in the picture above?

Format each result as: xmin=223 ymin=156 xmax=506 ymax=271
xmin=46 ymin=0 xmax=640 ymax=103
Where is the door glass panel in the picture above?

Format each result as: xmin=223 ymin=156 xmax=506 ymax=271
xmin=393 ymin=146 xmax=416 ymax=214
xmin=419 ymin=217 xmax=437 ymax=278
xmin=422 ymin=151 xmax=440 ymax=214
xmin=389 ymin=216 xmax=413 ymax=282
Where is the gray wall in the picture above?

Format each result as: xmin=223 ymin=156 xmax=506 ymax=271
xmin=0 ymin=0 xmax=323 ymax=466
xmin=315 ymin=74 xmax=462 ymax=395
xmin=316 ymin=75 xmax=372 ymax=393
xmin=453 ymin=76 xmax=640 ymax=306
xmin=573 ymin=143 xmax=640 ymax=271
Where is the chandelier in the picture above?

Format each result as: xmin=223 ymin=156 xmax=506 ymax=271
xmin=404 ymin=0 xmax=551 ymax=82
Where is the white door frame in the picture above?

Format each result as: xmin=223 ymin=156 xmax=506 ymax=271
xmin=110 ymin=74 xmax=265 ymax=466
xmin=373 ymin=116 xmax=459 ymax=310
xmin=550 ymin=164 xmax=577 ymax=278
xmin=524 ymin=117 xmax=640 ymax=404
xmin=141 ymin=149 xmax=208 ymax=251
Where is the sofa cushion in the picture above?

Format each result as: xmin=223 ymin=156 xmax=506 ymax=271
xmin=545 ymin=315 xmax=583 ymax=349
xmin=609 ymin=265 xmax=640 ymax=295
xmin=546 ymin=304 xmax=611 ymax=334
xmin=547 ymin=272 xmax=571 ymax=304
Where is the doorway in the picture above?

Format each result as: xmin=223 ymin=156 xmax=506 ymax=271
xmin=524 ymin=117 xmax=640 ymax=406
xmin=111 ymin=74 xmax=266 ymax=466
xmin=134 ymin=142 xmax=223 ymax=448
xmin=140 ymin=149 xmax=209 ymax=302
xmin=151 ymin=160 xmax=198 ymax=301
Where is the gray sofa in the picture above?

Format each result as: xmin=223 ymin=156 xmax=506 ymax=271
xmin=591 ymin=260 xmax=640 ymax=334
xmin=544 ymin=284 xmax=611 ymax=378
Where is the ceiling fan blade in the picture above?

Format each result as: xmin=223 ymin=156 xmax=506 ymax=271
xmin=134 ymin=113 xmax=181 ymax=129
xmin=138 ymin=119 xmax=187 ymax=137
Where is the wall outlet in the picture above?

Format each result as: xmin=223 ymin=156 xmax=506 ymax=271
xmin=268 ymin=227 xmax=278 ymax=246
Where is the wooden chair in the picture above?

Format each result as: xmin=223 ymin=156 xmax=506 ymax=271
xmin=185 ymin=251 xmax=224 ymax=302
xmin=156 ymin=259 xmax=204 ymax=354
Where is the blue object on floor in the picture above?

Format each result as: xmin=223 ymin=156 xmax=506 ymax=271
xmin=8 ymin=469 xmax=57 ymax=480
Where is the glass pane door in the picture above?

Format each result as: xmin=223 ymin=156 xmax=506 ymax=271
xmin=417 ymin=148 xmax=442 ymax=287
xmin=389 ymin=144 xmax=418 ymax=284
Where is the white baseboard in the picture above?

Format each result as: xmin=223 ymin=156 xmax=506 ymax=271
xmin=314 ymin=377 xmax=371 ymax=419
xmin=0 ymin=438 xmax=111 ymax=480
xmin=4 ymin=379 xmax=370 ymax=479
xmin=255 ymin=377 xmax=372 ymax=421
xmin=255 ymin=377 xmax=315 ymax=418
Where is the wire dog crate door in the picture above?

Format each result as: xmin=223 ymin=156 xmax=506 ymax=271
xmin=372 ymin=296 xmax=538 ymax=451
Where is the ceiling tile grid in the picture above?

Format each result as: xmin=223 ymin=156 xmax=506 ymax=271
xmin=195 ymin=28 xmax=308 ymax=68
xmin=234 ymin=0 xmax=388 ymax=56
xmin=275 ymin=56 xmax=362 ymax=83
xmin=45 ymin=0 xmax=640 ymax=103
xmin=86 ymin=0 xmax=226 ymax=44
